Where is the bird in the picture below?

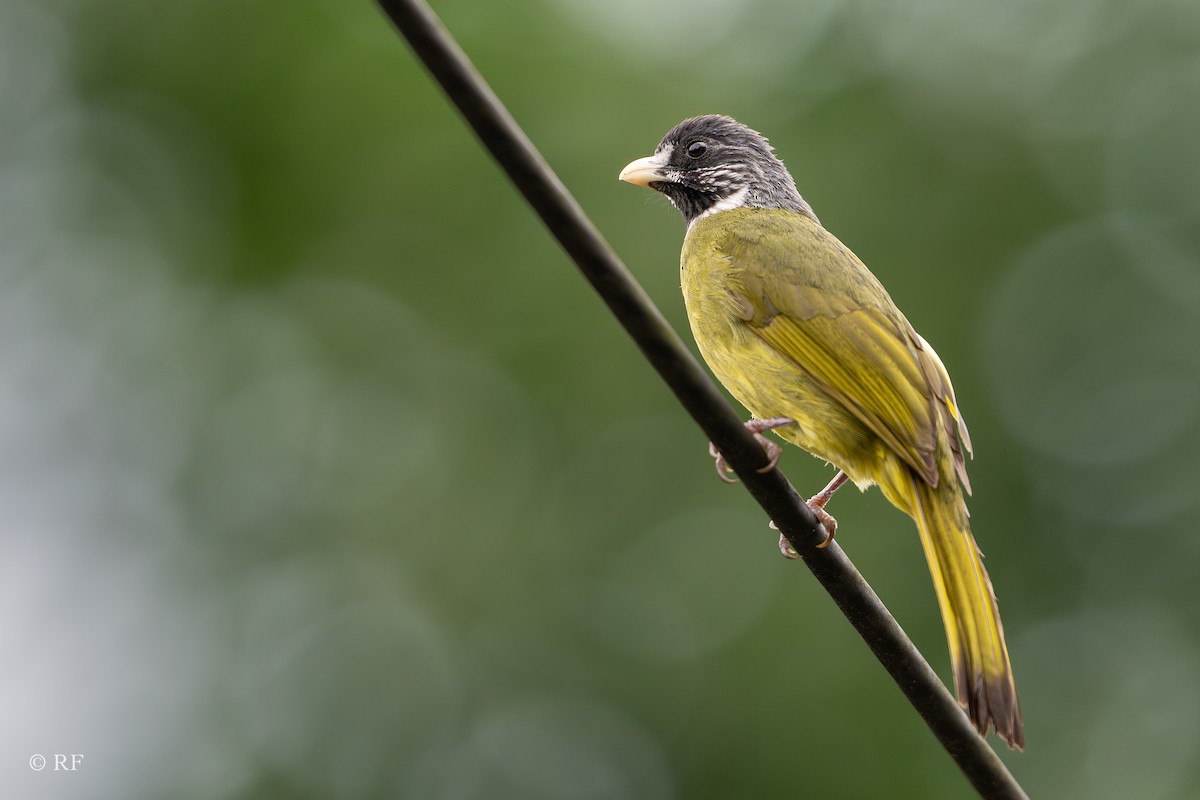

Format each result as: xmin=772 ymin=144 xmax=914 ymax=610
xmin=618 ymin=115 xmax=1023 ymax=749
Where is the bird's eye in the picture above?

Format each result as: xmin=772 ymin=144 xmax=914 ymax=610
xmin=686 ymin=141 xmax=708 ymax=159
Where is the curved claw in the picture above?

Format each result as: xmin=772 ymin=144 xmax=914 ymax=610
xmin=807 ymin=502 xmax=838 ymax=549
xmin=778 ymin=535 xmax=800 ymax=559
xmin=768 ymin=520 xmax=801 ymax=559
xmin=753 ymin=434 xmax=783 ymax=474
xmin=708 ymin=441 xmax=738 ymax=483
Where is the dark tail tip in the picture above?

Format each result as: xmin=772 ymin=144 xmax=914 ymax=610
xmin=966 ymin=672 xmax=1024 ymax=750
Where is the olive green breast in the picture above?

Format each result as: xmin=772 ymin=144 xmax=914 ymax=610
xmin=678 ymin=206 xmax=974 ymax=501
xmin=679 ymin=208 xmax=885 ymax=480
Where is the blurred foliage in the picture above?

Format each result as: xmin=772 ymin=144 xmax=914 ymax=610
xmin=3 ymin=0 xmax=1200 ymax=798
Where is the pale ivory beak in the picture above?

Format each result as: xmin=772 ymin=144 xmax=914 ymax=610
xmin=618 ymin=154 xmax=670 ymax=187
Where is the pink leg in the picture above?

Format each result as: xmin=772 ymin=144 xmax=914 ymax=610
xmin=806 ymin=471 xmax=848 ymax=548
xmin=773 ymin=470 xmax=849 ymax=556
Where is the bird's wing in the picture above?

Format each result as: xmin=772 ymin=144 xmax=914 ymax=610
xmin=723 ymin=213 xmax=972 ymax=491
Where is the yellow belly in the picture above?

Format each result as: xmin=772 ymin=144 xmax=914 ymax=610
xmin=680 ymin=226 xmax=888 ymax=490
xmin=692 ymin=306 xmax=883 ymax=485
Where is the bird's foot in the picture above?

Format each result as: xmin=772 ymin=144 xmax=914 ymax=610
xmin=806 ymin=471 xmax=849 ymax=548
xmin=805 ymin=503 xmax=838 ymax=549
xmin=767 ymin=470 xmax=849 ymax=555
xmin=708 ymin=417 xmax=796 ymax=483
xmin=768 ymin=520 xmax=801 ymax=560
xmin=769 ymin=509 xmax=834 ymax=554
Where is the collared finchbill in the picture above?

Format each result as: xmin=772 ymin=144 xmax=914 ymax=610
xmin=618 ymin=152 xmax=671 ymax=187
xmin=616 ymin=115 xmax=1024 ymax=749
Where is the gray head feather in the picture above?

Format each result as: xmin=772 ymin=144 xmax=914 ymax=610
xmin=647 ymin=115 xmax=817 ymax=225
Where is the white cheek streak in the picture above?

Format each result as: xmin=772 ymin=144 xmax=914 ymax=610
xmin=687 ymin=186 xmax=749 ymax=233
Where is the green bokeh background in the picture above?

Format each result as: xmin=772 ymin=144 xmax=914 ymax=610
xmin=5 ymin=0 xmax=1200 ymax=798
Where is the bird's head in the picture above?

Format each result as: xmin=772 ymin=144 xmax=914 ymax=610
xmin=619 ymin=115 xmax=815 ymax=226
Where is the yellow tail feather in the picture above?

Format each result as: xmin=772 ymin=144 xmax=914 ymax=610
xmin=907 ymin=473 xmax=1024 ymax=749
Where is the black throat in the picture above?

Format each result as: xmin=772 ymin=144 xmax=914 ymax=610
xmin=653 ymin=182 xmax=719 ymax=224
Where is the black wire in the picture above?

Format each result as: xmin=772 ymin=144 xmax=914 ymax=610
xmin=374 ymin=1 xmax=1028 ymax=797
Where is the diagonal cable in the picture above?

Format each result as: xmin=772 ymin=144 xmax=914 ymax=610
xmin=374 ymin=1 xmax=1029 ymax=797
